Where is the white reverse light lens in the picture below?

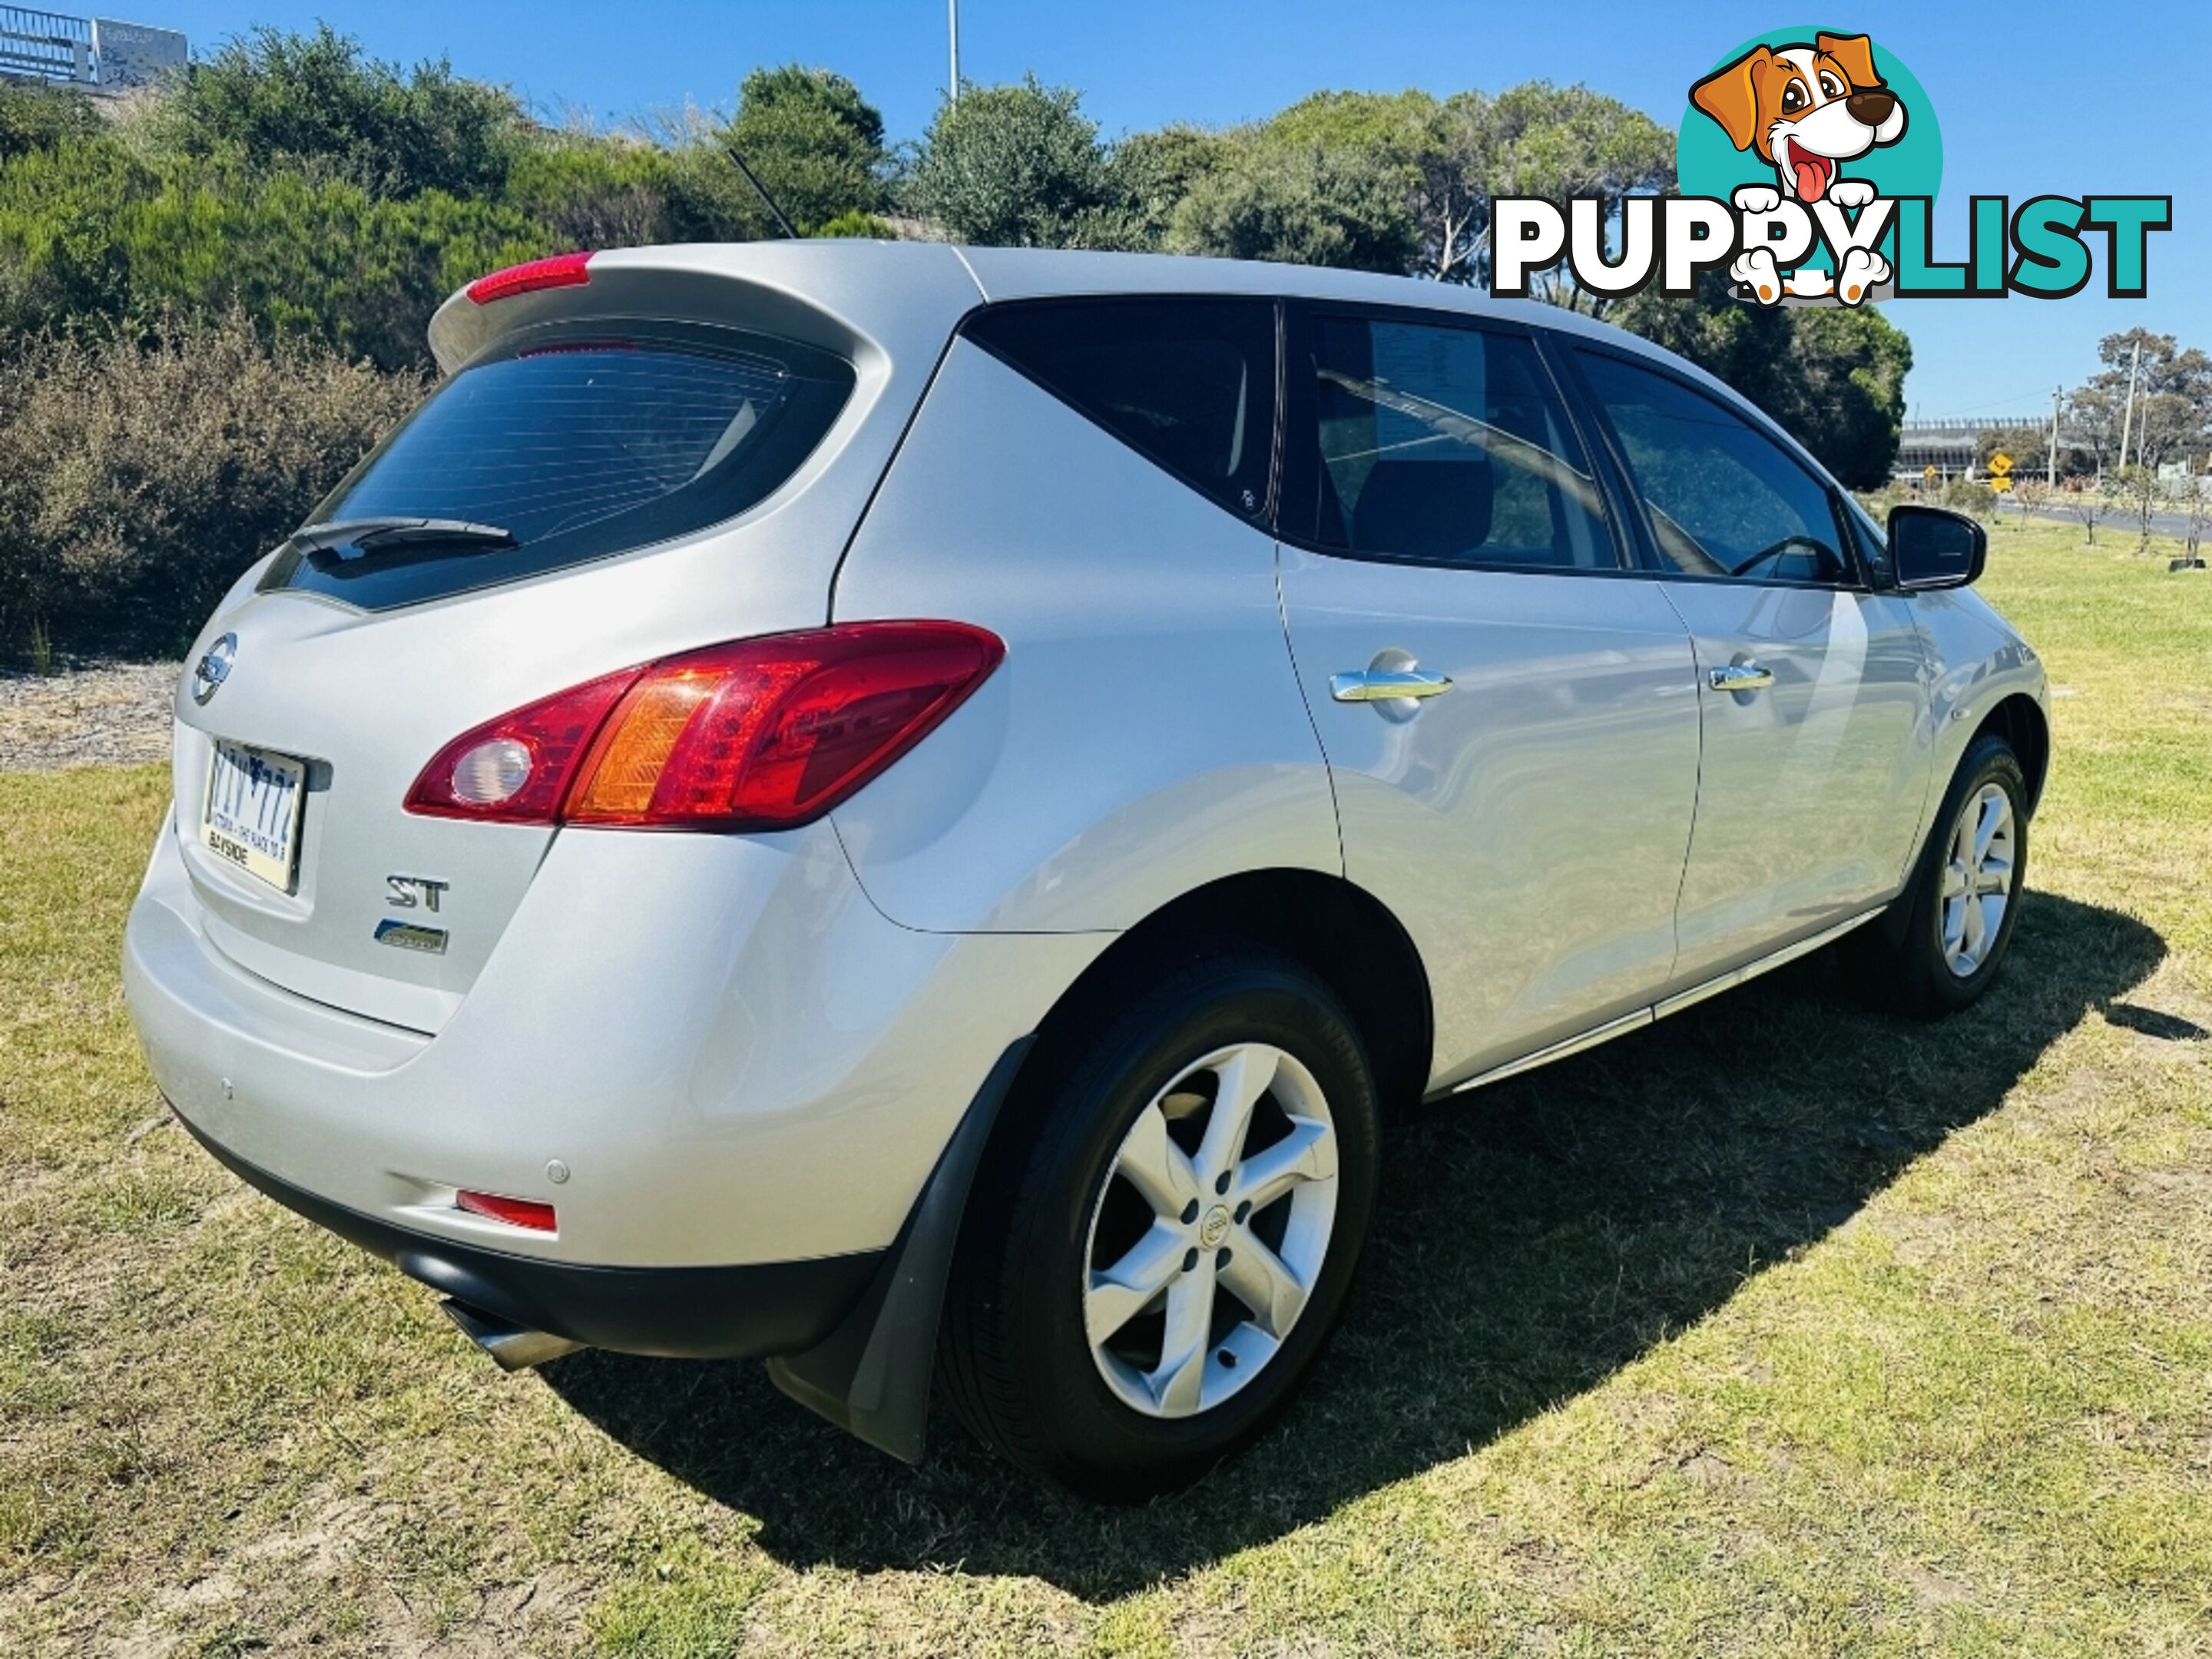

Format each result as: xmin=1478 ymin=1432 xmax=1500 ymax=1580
xmin=452 ymin=738 xmax=532 ymax=805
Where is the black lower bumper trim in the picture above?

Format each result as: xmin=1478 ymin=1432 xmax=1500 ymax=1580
xmin=176 ymin=1112 xmax=882 ymax=1359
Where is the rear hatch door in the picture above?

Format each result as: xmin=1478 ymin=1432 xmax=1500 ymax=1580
xmin=169 ymin=242 xmax=981 ymax=1032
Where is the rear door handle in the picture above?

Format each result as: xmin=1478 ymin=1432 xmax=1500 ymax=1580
xmin=1708 ymin=663 xmax=1775 ymax=693
xmin=1330 ymin=669 xmax=1455 ymax=703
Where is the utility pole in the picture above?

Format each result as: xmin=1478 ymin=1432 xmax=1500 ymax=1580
xmin=2118 ymin=336 xmax=2142 ymax=472
xmin=948 ymin=0 xmax=959 ymax=105
xmin=2048 ymin=384 xmax=2060 ymax=488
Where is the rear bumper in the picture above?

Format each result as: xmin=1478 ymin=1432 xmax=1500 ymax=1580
xmin=175 ymin=1108 xmax=879 ymax=1357
xmin=124 ymin=806 xmax=1107 ymax=1270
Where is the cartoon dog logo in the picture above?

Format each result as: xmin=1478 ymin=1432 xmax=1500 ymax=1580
xmin=1690 ymin=31 xmax=1906 ymax=303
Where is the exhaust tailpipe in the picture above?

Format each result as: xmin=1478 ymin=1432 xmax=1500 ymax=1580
xmin=442 ymin=1299 xmax=586 ymax=1371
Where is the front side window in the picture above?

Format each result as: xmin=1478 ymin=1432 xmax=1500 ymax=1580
xmin=262 ymin=321 xmax=855 ymax=611
xmin=962 ymin=298 xmax=1276 ymax=520
xmin=1573 ymin=350 xmax=1853 ymax=586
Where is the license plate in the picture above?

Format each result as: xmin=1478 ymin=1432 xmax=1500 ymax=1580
xmin=201 ymin=741 xmax=307 ymax=892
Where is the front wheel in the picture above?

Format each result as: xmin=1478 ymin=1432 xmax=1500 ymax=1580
xmin=1844 ymin=732 xmax=2029 ymax=1016
xmin=941 ymin=950 xmax=1379 ymax=1500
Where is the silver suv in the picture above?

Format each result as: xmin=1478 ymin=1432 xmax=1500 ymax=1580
xmin=124 ymin=242 xmax=2048 ymax=1499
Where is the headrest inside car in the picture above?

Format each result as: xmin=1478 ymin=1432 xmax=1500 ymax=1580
xmin=1353 ymin=459 xmax=1494 ymax=558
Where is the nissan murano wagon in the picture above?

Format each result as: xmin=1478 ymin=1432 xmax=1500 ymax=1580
xmin=125 ymin=241 xmax=2048 ymax=1498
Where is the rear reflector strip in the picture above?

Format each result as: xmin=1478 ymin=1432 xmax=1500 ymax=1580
xmin=455 ymin=1190 xmax=558 ymax=1232
xmin=466 ymin=251 xmax=594 ymax=305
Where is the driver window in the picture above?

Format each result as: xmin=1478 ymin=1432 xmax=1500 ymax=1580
xmin=1573 ymin=349 xmax=1853 ymax=585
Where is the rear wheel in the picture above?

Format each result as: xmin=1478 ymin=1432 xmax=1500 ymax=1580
xmin=1844 ymin=733 xmax=2028 ymax=1017
xmin=942 ymin=950 xmax=1379 ymax=1500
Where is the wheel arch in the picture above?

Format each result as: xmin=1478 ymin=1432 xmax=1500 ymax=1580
xmin=766 ymin=868 xmax=1434 ymax=1463
xmin=1023 ymin=868 xmax=1435 ymax=1113
xmin=1977 ymin=693 xmax=2050 ymax=816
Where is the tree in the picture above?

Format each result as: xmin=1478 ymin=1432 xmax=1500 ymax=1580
xmin=1167 ymin=142 xmax=1418 ymax=273
xmin=1482 ymin=81 xmax=1674 ymax=309
xmin=2114 ymin=464 xmax=2164 ymax=555
xmin=717 ymin=65 xmax=890 ymax=235
xmin=2011 ymin=473 xmax=2051 ymax=525
xmin=903 ymin=78 xmax=1126 ymax=248
xmin=1253 ymin=90 xmax=1491 ymax=280
xmin=2061 ymin=479 xmax=2112 ymax=547
xmin=1110 ymin=123 xmax=1232 ymax=249
xmin=1200 ymin=81 xmax=1670 ymax=292
xmin=2067 ymin=329 xmax=2212 ymax=474
xmin=154 ymin=25 xmax=525 ymax=201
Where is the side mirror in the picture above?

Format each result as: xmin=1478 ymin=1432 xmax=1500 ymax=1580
xmin=1887 ymin=504 xmax=1986 ymax=590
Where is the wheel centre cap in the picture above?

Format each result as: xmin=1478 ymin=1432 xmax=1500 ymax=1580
xmin=1198 ymin=1204 xmax=1231 ymax=1248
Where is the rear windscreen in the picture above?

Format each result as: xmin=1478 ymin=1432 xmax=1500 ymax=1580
xmin=261 ymin=320 xmax=855 ymax=610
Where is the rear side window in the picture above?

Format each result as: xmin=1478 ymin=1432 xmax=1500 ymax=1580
xmin=1298 ymin=314 xmax=1616 ymax=570
xmin=262 ymin=321 xmax=854 ymax=611
xmin=962 ymin=298 xmax=1276 ymax=520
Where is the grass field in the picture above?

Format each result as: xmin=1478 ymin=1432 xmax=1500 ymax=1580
xmin=2 ymin=518 xmax=2208 ymax=1657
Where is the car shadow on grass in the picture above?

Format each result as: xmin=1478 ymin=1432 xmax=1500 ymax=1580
xmin=545 ymin=889 xmax=2164 ymax=1599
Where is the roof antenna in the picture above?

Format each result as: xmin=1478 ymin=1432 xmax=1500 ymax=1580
xmin=724 ymin=144 xmax=799 ymax=240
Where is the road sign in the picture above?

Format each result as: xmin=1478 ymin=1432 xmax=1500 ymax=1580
xmin=1924 ymin=465 xmax=1939 ymax=481
xmin=1992 ymin=475 xmax=2012 ymax=492
xmin=1988 ymin=452 xmax=2015 ymax=475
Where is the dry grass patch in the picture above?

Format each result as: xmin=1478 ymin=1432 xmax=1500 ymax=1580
xmin=2 ymin=520 xmax=2208 ymax=1656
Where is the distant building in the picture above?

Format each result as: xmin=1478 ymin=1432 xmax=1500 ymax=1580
xmin=0 ymin=7 xmax=185 ymax=94
xmin=1894 ymin=416 xmax=2048 ymax=485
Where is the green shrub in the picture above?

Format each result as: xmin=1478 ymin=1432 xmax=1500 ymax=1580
xmin=151 ymin=23 xmax=526 ymax=200
xmin=0 ymin=141 xmax=552 ymax=370
xmin=0 ymin=81 xmax=103 ymax=163
xmin=502 ymin=136 xmax=679 ymax=249
xmin=0 ymin=311 xmax=424 ymax=653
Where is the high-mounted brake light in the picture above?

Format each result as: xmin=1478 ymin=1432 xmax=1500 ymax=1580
xmin=405 ymin=622 xmax=1005 ymax=831
xmin=465 ymin=250 xmax=594 ymax=305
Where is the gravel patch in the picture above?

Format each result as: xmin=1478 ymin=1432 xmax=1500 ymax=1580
xmin=0 ymin=661 xmax=180 ymax=772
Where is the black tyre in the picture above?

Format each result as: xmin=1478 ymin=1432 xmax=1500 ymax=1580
xmin=1843 ymin=733 xmax=2029 ymax=1017
xmin=941 ymin=949 xmax=1379 ymax=1500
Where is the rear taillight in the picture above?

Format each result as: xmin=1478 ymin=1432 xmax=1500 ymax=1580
xmin=465 ymin=251 xmax=594 ymax=305
xmin=405 ymin=622 xmax=1004 ymax=831
xmin=404 ymin=669 xmax=637 ymax=823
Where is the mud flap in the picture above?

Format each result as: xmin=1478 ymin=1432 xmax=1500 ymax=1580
xmin=766 ymin=1035 xmax=1034 ymax=1462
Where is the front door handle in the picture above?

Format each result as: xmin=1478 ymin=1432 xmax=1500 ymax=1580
xmin=1708 ymin=662 xmax=1775 ymax=693
xmin=1330 ymin=668 xmax=1455 ymax=703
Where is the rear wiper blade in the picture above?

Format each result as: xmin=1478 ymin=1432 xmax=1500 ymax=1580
xmin=287 ymin=518 xmax=518 ymax=561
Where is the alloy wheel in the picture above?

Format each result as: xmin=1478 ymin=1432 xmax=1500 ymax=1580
xmin=1081 ymin=1042 xmax=1339 ymax=1419
xmin=1941 ymin=782 xmax=2016 ymax=977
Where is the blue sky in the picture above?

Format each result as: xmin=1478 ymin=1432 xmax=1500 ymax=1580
xmin=143 ymin=2 xmax=2208 ymax=419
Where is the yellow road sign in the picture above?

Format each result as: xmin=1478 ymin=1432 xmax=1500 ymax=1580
xmin=1924 ymin=465 xmax=1939 ymax=481
xmin=1988 ymin=452 xmax=2015 ymax=475
xmin=1992 ymin=475 xmax=2012 ymax=492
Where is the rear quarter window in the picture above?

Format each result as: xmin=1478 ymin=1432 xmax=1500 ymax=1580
xmin=961 ymin=297 xmax=1277 ymax=522
xmin=261 ymin=320 xmax=854 ymax=611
